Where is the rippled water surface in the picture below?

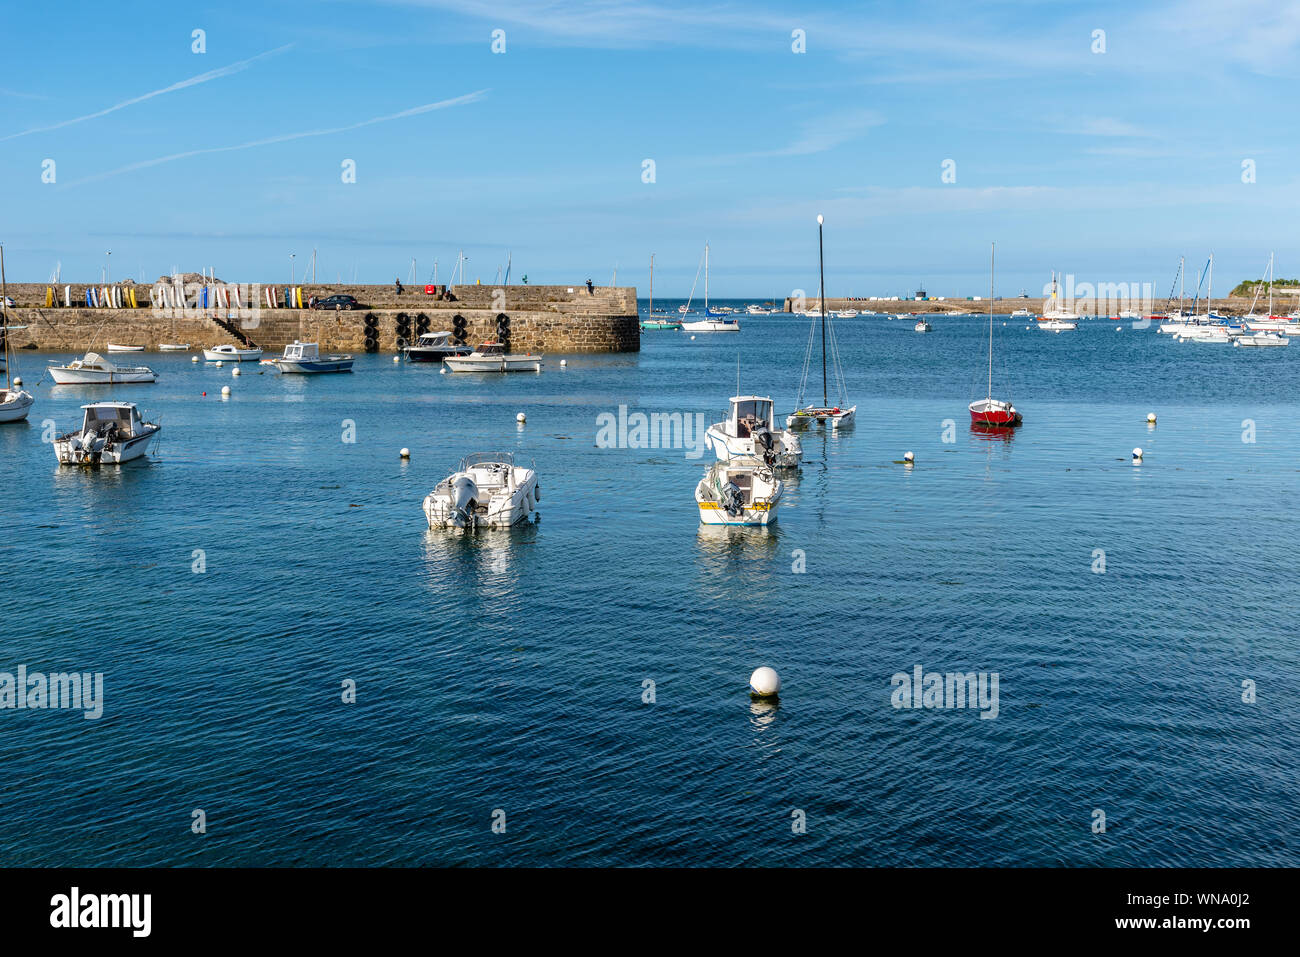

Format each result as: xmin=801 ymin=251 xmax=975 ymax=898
xmin=2 ymin=308 xmax=1297 ymax=866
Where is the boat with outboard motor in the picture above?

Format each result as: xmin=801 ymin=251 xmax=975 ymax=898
xmin=53 ymin=402 xmax=160 ymax=465
xmin=204 ymin=343 xmax=263 ymax=361
xmin=705 ymin=395 xmax=802 ymax=469
xmin=694 ymin=457 xmax=783 ymax=526
xmin=442 ymin=342 xmax=543 ymax=372
xmin=273 ymin=341 xmax=355 ymax=373
xmin=422 ymin=452 xmax=540 ymax=528
xmin=403 ymin=331 xmax=473 ymax=362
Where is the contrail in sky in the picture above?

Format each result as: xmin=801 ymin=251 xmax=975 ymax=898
xmin=63 ymin=90 xmax=490 ymax=187
xmin=0 ymin=44 xmax=294 ymax=142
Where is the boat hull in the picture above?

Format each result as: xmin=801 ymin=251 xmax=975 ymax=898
xmin=969 ymin=399 xmax=1021 ymax=428
xmin=405 ymin=347 xmax=472 ymax=362
xmin=48 ymin=367 xmax=156 ymax=384
xmin=274 ymin=357 xmax=354 ymax=373
xmin=203 ymin=347 xmax=263 ymax=361
xmin=423 ymin=464 xmax=539 ymax=528
xmin=785 ymin=405 xmax=856 ymax=431
xmin=697 ymin=501 xmax=778 ymax=526
xmin=681 ymin=320 xmax=739 ymax=332
xmin=54 ymin=427 xmax=158 ymax=465
xmin=0 ymin=390 xmax=34 ymax=422
xmin=443 ymin=355 xmax=543 ymax=372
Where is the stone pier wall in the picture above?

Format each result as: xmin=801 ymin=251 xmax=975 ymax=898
xmin=2 ymin=283 xmax=639 ymax=354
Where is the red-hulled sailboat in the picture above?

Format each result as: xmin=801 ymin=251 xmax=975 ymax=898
xmin=969 ymin=243 xmax=1022 ymax=429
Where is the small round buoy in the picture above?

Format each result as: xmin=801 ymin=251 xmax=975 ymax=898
xmin=232 ymin=366 xmax=240 ymax=377
xmin=749 ymin=667 xmax=780 ymax=699
xmin=191 ymin=355 xmax=199 ymax=363
xmin=202 ymin=391 xmax=207 ymax=397
xmin=400 ymin=448 xmax=410 ymax=459
xmin=215 ymin=359 xmax=224 ymax=367
xmin=439 ymin=366 xmax=447 ymax=374
xmin=516 ymin=412 xmax=526 ymax=424
xmin=11 ymin=376 xmax=20 ymax=387
xmin=1147 ymin=412 xmax=1157 ymax=424
xmin=1132 ymin=447 xmax=1143 ymax=461
xmin=690 ymin=335 xmax=696 ymax=340
xmin=1115 ymin=326 xmax=1122 ymax=332
xmin=221 ymin=385 xmax=231 ymax=396
xmin=560 ymin=359 xmax=567 ymax=367
xmin=903 ymin=451 xmax=914 ymax=464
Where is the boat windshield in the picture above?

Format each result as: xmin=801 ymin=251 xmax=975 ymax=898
xmin=83 ymin=405 xmax=133 ymax=432
xmin=459 ymin=451 xmax=516 ymax=470
xmin=477 ymin=343 xmax=504 ymax=355
xmin=731 ymin=398 xmax=772 ymax=435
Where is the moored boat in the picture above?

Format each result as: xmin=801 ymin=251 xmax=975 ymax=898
xmin=53 ymin=402 xmax=160 ymax=465
xmin=159 ymin=343 xmax=191 ymax=352
xmin=914 ymin=318 xmax=932 ymax=333
xmin=695 ymin=457 xmax=782 ymax=526
xmin=204 ymin=343 xmax=263 ymax=361
xmin=786 ymin=215 xmax=856 ymax=431
xmin=442 ymin=342 xmax=543 ymax=373
xmin=0 ymin=248 xmax=34 ymax=422
xmin=105 ymin=342 xmax=145 ymax=353
xmin=403 ymin=331 xmax=472 ymax=362
xmin=705 ymin=395 xmax=802 ymax=469
xmin=422 ymin=452 xmax=539 ymax=528
xmin=273 ymin=341 xmax=354 ymax=373
xmin=969 ymin=244 xmax=1022 ymax=429
xmin=1234 ymin=331 xmax=1289 ymax=348
xmin=48 ymin=352 xmax=157 ymax=384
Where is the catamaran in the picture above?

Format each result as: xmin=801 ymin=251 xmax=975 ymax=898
xmin=787 ymin=215 xmax=856 ymax=431
xmin=969 ymin=243 xmax=1022 ymax=429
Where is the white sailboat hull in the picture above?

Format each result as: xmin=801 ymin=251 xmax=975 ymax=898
xmin=0 ymin=389 xmax=34 ymax=422
xmin=681 ymin=319 xmax=740 ymax=332
xmin=48 ymin=366 xmax=156 ymax=384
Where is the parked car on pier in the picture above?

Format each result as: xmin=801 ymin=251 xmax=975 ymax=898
xmin=310 ymin=294 xmax=361 ymax=310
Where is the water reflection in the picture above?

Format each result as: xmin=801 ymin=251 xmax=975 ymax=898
xmin=748 ymin=698 xmax=780 ymax=731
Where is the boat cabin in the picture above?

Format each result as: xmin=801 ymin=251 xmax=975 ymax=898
xmin=282 ymin=341 xmax=320 ymax=360
xmin=415 ymin=332 xmax=453 ymax=345
xmin=476 ymin=342 xmax=506 ymax=355
xmin=728 ymin=396 xmax=776 ymax=438
xmin=79 ymin=402 xmax=145 ymax=437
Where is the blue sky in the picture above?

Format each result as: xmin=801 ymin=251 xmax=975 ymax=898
xmin=2 ymin=0 xmax=1298 ymax=297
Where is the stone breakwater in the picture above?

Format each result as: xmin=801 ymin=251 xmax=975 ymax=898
xmin=2 ymin=283 xmax=640 ymax=354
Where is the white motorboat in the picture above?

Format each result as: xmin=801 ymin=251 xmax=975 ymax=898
xmin=1010 ymin=308 xmax=1033 ymax=318
xmin=914 ymin=318 xmax=932 ymax=333
xmin=403 ymin=331 xmax=472 ymax=362
xmin=48 ymin=352 xmax=157 ymax=384
xmin=272 ymin=341 xmax=354 ymax=373
xmin=106 ymin=343 xmax=145 ymax=353
xmin=422 ymin=452 xmax=539 ymax=528
xmin=833 ymin=309 xmax=858 ymax=319
xmin=695 ymin=457 xmax=783 ymax=526
xmin=442 ymin=342 xmax=543 ymax=372
xmin=1037 ymin=318 xmax=1078 ymax=330
xmin=53 ymin=402 xmax=160 ymax=465
xmin=203 ymin=343 xmax=264 ymax=361
xmin=159 ymin=342 xmax=191 ymax=351
xmin=746 ymin=304 xmax=774 ymax=315
xmin=705 ymin=395 xmax=803 ymax=469
xmin=1178 ymin=327 xmax=1232 ymax=344
xmin=1233 ymin=332 xmax=1289 ymax=347
xmin=787 ymin=215 xmax=857 ymax=431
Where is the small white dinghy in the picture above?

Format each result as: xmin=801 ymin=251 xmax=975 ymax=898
xmin=1234 ymin=331 xmax=1289 ymax=348
xmin=53 ymin=402 xmax=160 ymax=465
xmin=695 ymin=457 xmax=782 ymax=526
xmin=423 ymin=452 xmax=540 ymax=528
xmin=204 ymin=343 xmax=263 ymax=361
xmin=106 ymin=343 xmax=145 ymax=353
xmin=159 ymin=343 xmax=191 ymax=352
xmin=705 ymin=395 xmax=802 ymax=469
xmin=48 ymin=352 xmax=157 ymax=384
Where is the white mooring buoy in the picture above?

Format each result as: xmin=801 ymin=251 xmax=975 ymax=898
xmin=1147 ymin=412 xmax=1157 ymax=424
xmin=191 ymin=355 xmax=199 ymax=363
xmin=232 ymin=367 xmax=240 ymax=377
xmin=690 ymin=335 xmax=696 ymax=340
xmin=749 ymin=666 xmax=781 ymax=699
xmin=516 ymin=412 xmax=526 ymax=424
xmin=400 ymin=448 xmax=410 ymax=459
xmin=560 ymin=359 xmax=567 ymax=367
xmin=11 ymin=377 xmax=20 ymax=387
xmin=903 ymin=451 xmax=915 ymax=464
xmin=1132 ymin=447 xmax=1143 ymax=462
xmin=215 ymin=360 xmax=224 ymax=368
xmin=221 ymin=385 xmax=231 ymax=396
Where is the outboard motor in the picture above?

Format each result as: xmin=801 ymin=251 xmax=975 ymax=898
xmin=448 ymin=475 xmax=479 ymax=527
xmin=720 ymin=481 xmax=744 ymax=517
xmin=752 ymin=426 xmax=777 ymax=466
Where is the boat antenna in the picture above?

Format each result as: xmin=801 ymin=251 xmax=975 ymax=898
xmin=818 ymin=214 xmax=826 ymax=407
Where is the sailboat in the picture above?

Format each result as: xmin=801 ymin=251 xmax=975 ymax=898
xmin=0 ymin=245 xmax=35 ymax=423
xmin=1037 ymin=271 xmax=1079 ymax=330
xmin=640 ymin=253 xmax=681 ymax=330
xmin=681 ymin=244 xmax=740 ymax=332
xmin=969 ymin=243 xmax=1022 ymax=429
xmin=786 ymin=215 xmax=856 ymax=431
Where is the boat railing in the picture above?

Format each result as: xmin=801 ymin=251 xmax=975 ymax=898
xmin=457 ymin=451 xmax=532 ymax=472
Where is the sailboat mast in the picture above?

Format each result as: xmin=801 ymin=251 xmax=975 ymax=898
xmin=1208 ymin=252 xmax=1213 ymax=317
xmin=1 ymin=244 xmax=9 ymax=392
xmin=988 ymin=243 xmax=995 ymax=401
xmin=818 ymin=215 xmax=827 ymax=407
xmin=649 ymin=253 xmax=654 ymax=317
xmin=1269 ymin=252 xmax=1274 ymax=316
xmin=704 ymin=243 xmax=709 ymax=313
